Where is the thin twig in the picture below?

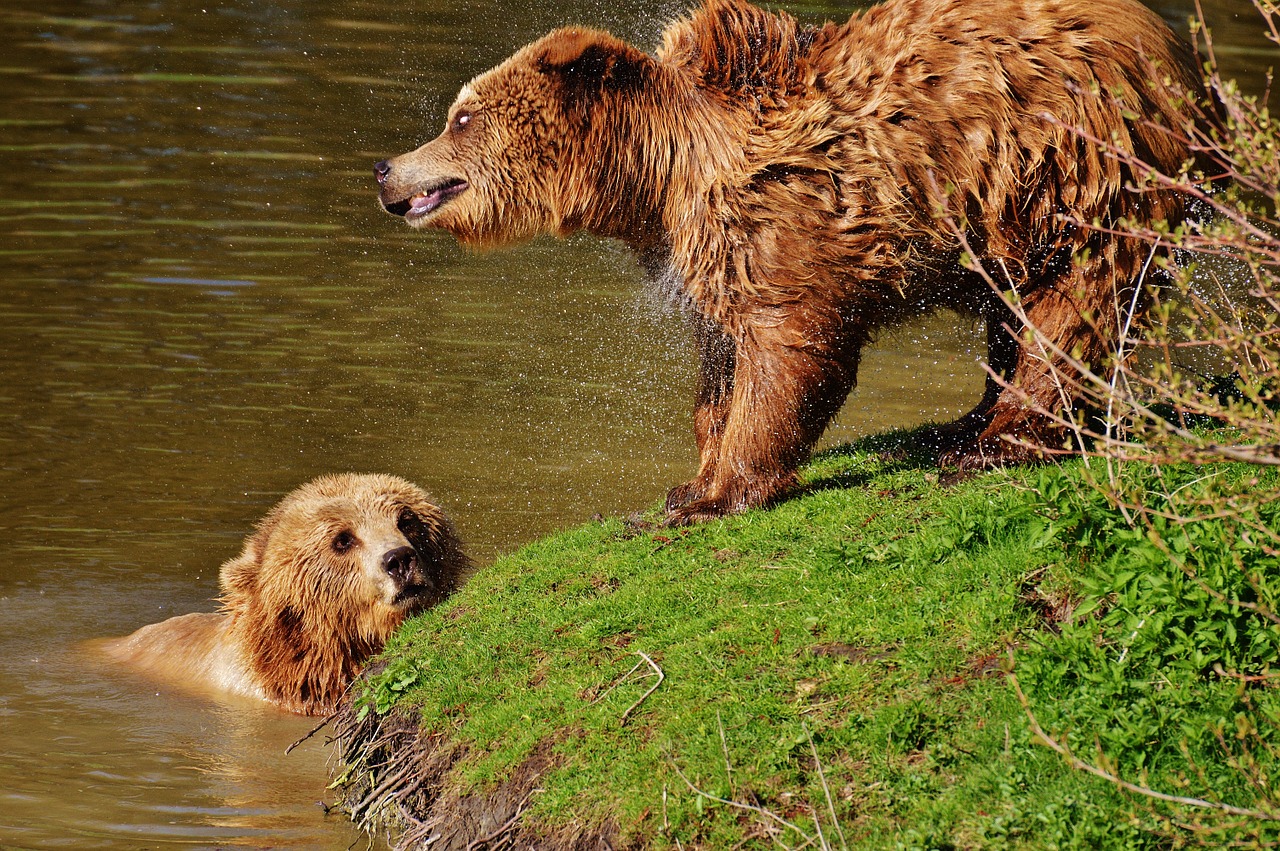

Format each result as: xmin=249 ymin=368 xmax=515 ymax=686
xmin=1009 ymin=654 xmax=1280 ymax=821
xmin=619 ymin=651 xmax=665 ymax=727
xmin=464 ymin=791 xmax=535 ymax=850
xmin=670 ymin=761 xmax=814 ymax=844
xmin=805 ymin=722 xmax=848 ymax=851
xmin=350 ymin=761 xmax=416 ymax=822
xmin=1212 ymin=663 xmax=1280 ymax=685
xmin=590 ymin=656 xmax=647 ymax=706
xmin=286 ymin=710 xmax=338 ymax=756
xmin=718 ymin=711 xmax=735 ymax=795
xmin=807 ymin=803 xmax=829 ymax=851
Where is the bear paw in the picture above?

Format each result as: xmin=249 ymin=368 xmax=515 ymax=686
xmin=937 ymin=435 xmax=1051 ymax=471
xmin=664 ymin=496 xmax=737 ymax=526
xmin=664 ymin=479 xmax=709 ymax=512
xmin=663 ymin=473 xmax=796 ymax=525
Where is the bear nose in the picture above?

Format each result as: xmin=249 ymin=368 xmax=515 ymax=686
xmin=373 ymin=159 xmax=391 ymax=185
xmin=381 ymin=545 xmax=418 ymax=584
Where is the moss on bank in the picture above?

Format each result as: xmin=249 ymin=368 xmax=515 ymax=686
xmin=334 ymin=429 xmax=1280 ymax=849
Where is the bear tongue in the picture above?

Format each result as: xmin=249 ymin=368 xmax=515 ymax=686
xmin=409 ymin=189 xmax=446 ymax=216
xmin=406 ymin=180 xmax=468 ymax=218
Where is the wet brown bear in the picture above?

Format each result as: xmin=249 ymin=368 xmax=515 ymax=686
xmin=99 ymin=474 xmax=469 ymax=715
xmin=375 ymin=0 xmax=1218 ymax=524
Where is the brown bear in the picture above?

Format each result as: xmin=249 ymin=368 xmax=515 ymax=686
xmin=98 ymin=474 xmax=469 ymax=715
xmin=374 ymin=0 xmax=1219 ymax=524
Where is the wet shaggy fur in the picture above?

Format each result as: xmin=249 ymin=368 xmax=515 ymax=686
xmin=376 ymin=0 xmax=1220 ymax=523
xmin=99 ymin=474 xmax=469 ymax=715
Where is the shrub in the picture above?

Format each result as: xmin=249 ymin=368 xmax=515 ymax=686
xmin=991 ymin=4 xmax=1280 ymax=842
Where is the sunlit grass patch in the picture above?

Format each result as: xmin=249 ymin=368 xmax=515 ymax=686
xmin=346 ymin=430 xmax=1071 ymax=846
xmin=341 ymin=427 xmax=1280 ymax=849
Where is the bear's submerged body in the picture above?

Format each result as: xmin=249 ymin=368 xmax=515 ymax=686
xmin=377 ymin=0 xmax=1219 ymax=523
xmin=101 ymin=612 xmax=269 ymax=702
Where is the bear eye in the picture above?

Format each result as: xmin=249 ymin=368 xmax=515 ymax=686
xmin=331 ymin=530 xmax=357 ymax=553
xmin=397 ymin=508 xmax=434 ymax=547
xmin=452 ymin=110 xmax=473 ymax=132
xmin=397 ymin=508 xmax=423 ymax=536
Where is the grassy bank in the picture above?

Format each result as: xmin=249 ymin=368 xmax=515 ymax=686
xmin=335 ymin=429 xmax=1280 ymax=849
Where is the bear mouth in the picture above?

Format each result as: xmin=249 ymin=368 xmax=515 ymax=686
xmin=384 ymin=178 xmax=469 ymax=222
xmin=392 ymin=582 xmax=435 ymax=611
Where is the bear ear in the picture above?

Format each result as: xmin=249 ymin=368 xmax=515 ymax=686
xmin=218 ymin=548 xmax=258 ymax=608
xmin=536 ymin=28 xmax=652 ymax=94
xmin=219 ymin=520 xmax=270 ymax=603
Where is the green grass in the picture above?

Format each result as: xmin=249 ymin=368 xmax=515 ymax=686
xmin=353 ymin=428 xmax=1280 ymax=849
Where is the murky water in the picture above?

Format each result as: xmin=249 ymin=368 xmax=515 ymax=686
xmin=0 ymin=0 xmax=1271 ymax=846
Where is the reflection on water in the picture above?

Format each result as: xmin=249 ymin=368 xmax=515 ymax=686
xmin=0 ymin=0 xmax=1272 ymax=845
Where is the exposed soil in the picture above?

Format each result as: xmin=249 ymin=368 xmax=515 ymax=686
xmin=331 ymin=700 xmax=632 ymax=850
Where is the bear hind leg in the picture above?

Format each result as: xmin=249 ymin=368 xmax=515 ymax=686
xmin=940 ymin=251 xmax=1134 ymax=470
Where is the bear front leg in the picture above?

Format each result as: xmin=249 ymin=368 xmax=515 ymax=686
xmin=665 ymin=317 xmax=735 ymax=510
xmin=666 ymin=328 xmax=857 ymax=525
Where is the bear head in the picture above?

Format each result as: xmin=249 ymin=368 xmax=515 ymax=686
xmin=219 ymin=473 xmax=469 ymax=712
xmin=375 ymin=28 xmax=657 ymax=247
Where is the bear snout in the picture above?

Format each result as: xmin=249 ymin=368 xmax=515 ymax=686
xmin=374 ymin=150 xmax=471 ymax=223
xmin=375 ymin=160 xmax=414 ymax=217
xmin=374 ymin=159 xmax=414 ymax=217
xmin=381 ymin=545 xmax=420 ymax=586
